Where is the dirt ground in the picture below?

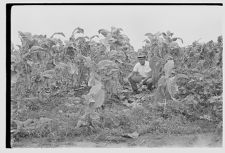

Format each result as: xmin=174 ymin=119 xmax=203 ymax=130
xmin=13 ymin=132 xmax=222 ymax=148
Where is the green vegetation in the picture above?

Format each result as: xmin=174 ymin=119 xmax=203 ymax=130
xmin=11 ymin=27 xmax=222 ymax=147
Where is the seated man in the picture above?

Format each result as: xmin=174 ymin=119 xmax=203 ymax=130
xmin=128 ymin=52 xmax=153 ymax=94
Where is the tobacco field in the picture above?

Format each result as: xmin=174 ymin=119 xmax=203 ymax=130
xmin=10 ymin=27 xmax=223 ymax=147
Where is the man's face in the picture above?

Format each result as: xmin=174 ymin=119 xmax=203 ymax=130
xmin=138 ymin=58 xmax=145 ymax=65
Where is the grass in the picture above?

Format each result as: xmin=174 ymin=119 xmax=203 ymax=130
xmin=11 ymin=93 xmax=222 ymax=147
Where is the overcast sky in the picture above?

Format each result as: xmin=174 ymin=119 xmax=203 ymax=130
xmin=11 ymin=5 xmax=222 ymax=51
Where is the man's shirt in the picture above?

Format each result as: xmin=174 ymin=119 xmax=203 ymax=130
xmin=133 ymin=61 xmax=152 ymax=78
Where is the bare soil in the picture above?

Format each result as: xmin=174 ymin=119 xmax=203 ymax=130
xmin=13 ymin=132 xmax=222 ymax=148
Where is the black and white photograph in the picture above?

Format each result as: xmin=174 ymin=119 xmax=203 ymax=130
xmin=6 ymin=1 xmax=223 ymax=148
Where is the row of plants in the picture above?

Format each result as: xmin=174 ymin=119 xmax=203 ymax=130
xmin=10 ymin=27 xmax=223 ymax=146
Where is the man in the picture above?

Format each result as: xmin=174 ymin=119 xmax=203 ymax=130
xmin=128 ymin=52 xmax=153 ymax=94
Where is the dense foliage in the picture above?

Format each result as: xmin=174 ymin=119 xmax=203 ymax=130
xmin=10 ymin=27 xmax=222 ymax=146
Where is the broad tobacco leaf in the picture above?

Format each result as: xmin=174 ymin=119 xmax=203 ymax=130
xmin=72 ymin=27 xmax=84 ymax=34
xmin=83 ymin=56 xmax=94 ymax=68
xmin=164 ymin=60 xmax=174 ymax=78
xmin=166 ymin=76 xmax=178 ymax=99
xmin=108 ymin=50 xmax=126 ymax=62
xmin=145 ymin=32 xmax=155 ymax=42
xmin=86 ymin=72 xmax=105 ymax=108
xmin=50 ymin=32 xmax=65 ymax=38
xmin=98 ymin=29 xmax=110 ymax=37
xmin=30 ymin=46 xmax=46 ymax=52
xmin=145 ymin=32 xmax=162 ymax=44
xmin=41 ymin=70 xmax=56 ymax=79
xmin=149 ymin=56 xmax=163 ymax=85
xmin=154 ymin=78 xmax=167 ymax=103
xmin=166 ymin=31 xmax=173 ymax=37
xmin=11 ymin=52 xmax=21 ymax=64
xmin=88 ymin=72 xmax=101 ymax=86
xmin=18 ymin=31 xmax=32 ymax=39
xmin=111 ymin=26 xmax=123 ymax=35
xmin=18 ymin=31 xmax=34 ymax=50
xmin=169 ymin=42 xmax=179 ymax=49
xmin=172 ymin=37 xmax=183 ymax=43
xmin=97 ymin=60 xmax=119 ymax=71
xmin=68 ymin=62 xmax=78 ymax=75
xmin=96 ymin=60 xmax=122 ymax=95
xmin=11 ymin=70 xmax=19 ymax=85
xmin=99 ymin=39 xmax=110 ymax=52
xmin=90 ymin=35 xmax=99 ymax=40
xmin=55 ymin=62 xmax=70 ymax=70
xmin=158 ymin=76 xmax=167 ymax=89
xmin=155 ymin=58 xmax=188 ymax=102
xmin=100 ymin=36 xmax=116 ymax=52
xmin=166 ymin=73 xmax=188 ymax=99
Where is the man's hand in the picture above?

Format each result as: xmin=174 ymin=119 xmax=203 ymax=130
xmin=139 ymin=77 xmax=146 ymax=85
xmin=141 ymin=79 xmax=147 ymax=85
xmin=141 ymin=76 xmax=152 ymax=85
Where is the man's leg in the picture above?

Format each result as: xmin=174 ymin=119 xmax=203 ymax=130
xmin=144 ymin=78 xmax=155 ymax=91
xmin=128 ymin=73 xmax=143 ymax=93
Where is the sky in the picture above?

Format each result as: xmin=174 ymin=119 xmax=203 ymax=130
xmin=11 ymin=5 xmax=222 ymax=51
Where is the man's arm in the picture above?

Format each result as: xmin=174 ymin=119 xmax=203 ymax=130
xmin=126 ymin=63 xmax=139 ymax=81
xmin=142 ymin=70 xmax=152 ymax=84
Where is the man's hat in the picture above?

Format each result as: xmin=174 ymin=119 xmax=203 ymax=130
xmin=137 ymin=52 xmax=146 ymax=58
